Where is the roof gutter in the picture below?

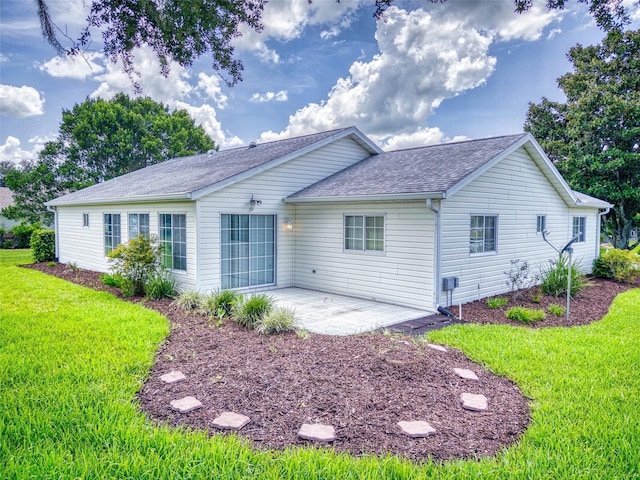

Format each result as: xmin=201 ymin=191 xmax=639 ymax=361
xmin=284 ymin=192 xmax=446 ymax=204
xmin=46 ymin=192 xmax=193 ymax=207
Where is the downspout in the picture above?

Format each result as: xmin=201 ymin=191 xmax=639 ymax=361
xmin=597 ymin=206 xmax=611 ymax=258
xmin=426 ymin=199 xmax=441 ymax=310
xmin=47 ymin=205 xmax=59 ymax=260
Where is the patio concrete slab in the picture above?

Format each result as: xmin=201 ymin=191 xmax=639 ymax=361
xmin=269 ymin=288 xmax=431 ymax=335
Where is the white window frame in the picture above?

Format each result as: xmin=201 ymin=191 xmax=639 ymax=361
xmin=82 ymin=213 xmax=89 ymax=228
xmin=572 ymin=216 xmax=586 ymax=243
xmin=343 ymin=214 xmax=385 ymax=253
xmin=128 ymin=213 xmax=150 ymax=240
xmin=536 ymin=215 xmax=546 ymax=234
xmin=159 ymin=213 xmax=187 ymax=271
xmin=103 ymin=213 xmax=121 ymax=256
xmin=470 ymin=214 xmax=498 ymax=255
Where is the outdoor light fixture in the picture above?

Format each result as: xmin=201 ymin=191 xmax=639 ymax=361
xmin=283 ymin=218 xmax=293 ymax=230
xmin=249 ymin=195 xmax=262 ymax=211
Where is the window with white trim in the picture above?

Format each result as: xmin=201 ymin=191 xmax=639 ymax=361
xmin=344 ymin=215 xmax=385 ymax=252
xmin=103 ymin=213 xmax=121 ymax=255
xmin=128 ymin=213 xmax=150 ymax=239
xmin=572 ymin=216 xmax=586 ymax=242
xmin=470 ymin=215 xmax=497 ymax=254
xmin=82 ymin=213 xmax=89 ymax=228
xmin=159 ymin=213 xmax=187 ymax=271
xmin=536 ymin=215 xmax=546 ymax=233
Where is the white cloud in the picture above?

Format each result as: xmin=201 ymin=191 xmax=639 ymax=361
xmin=0 ymin=85 xmax=45 ymax=118
xmin=0 ymin=136 xmax=41 ymax=163
xmin=38 ymin=52 xmax=105 ymax=80
xmin=0 ymin=54 xmax=8 ymax=63
xmin=173 ymin=102 xmax=242 ymax=148
xmin=377 ymin=127 xmax=468 ymax=151
xmin=250 ymin=90 xmax=288 ymax=103
xmin=196 ymin=73 xmax=229 ymax=109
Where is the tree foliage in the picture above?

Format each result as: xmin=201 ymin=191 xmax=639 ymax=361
xmin=3 ymin=94 xmax=215 ymax=224
xmin=525 ymin=29 xmax=640 ymax=249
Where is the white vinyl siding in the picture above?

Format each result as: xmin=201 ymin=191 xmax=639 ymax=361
xmin=159 ymin=213 xmax=187 ymax=271
xmin=573 ymin=216 xmax=586 ymax=242
xmin=128 ymin=213 xmax=150 ymax=239
xmin=344 ymin=214 xmax=384 ymax=252
xmin=103 ymin=213 xmax=121 ymax=255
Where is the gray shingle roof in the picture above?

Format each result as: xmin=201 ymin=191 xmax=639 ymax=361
xmin=288 ymin=133 xmax=528 ymax=199
xmin=48 ymin=127 xmax=374 ymax=206
xmin=0 ymin=187 xmax=14 ymax=209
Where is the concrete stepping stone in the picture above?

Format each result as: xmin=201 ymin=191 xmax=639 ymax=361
xmin=460 ymin=393 xmax=488 ymax=412
xmin=397 ymin=420 xmax=436 ymax=438
xmin=298 ymin=423 xmax=336 ymax=443
xmin=170 ymin=396 xmax=203 ymax=413
xmin=426 ymin=343 xmax=447 ymax=352
xmin=160 ymin=370 xmax=186 ymax=384
xmin=212 ymin=411 xmax=251 ymax=431
xmin=453 ymin=368 xmax=479 ymax=380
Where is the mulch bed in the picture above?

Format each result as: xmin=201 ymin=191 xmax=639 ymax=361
xmin=23 ymin=262 xmax=638 ymax=462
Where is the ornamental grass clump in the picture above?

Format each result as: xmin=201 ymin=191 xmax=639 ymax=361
xmin=486 ymin=297 xmax=508 ymax=309
xmin=233 ymin=293 xmax=273 ymax=329
xmin=173 ymin=290 xmax=203 ymax=310
xmin=548 ymin=303 xmax=565 ymax=317
xmin=144 ymin=270 xmax=177 ymax=300
xmin=505 ymin=306 xmax=545 ymax=324
xmin=256 ymin=306 xmax=296 ymax=334
xmin=200 ymin=289 xmax=242 ymax=318
xmin=540 ymin=254 xmax=587 ymax=297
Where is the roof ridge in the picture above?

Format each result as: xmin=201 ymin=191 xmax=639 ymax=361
xmin=384 ymin=133 xmax=527 ymax=154
xmin=217 ymin=127 xmax=351 ymax=153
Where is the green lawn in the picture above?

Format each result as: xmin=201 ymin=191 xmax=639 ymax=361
xmin=1 ymin=249 xmax=639 ymax=479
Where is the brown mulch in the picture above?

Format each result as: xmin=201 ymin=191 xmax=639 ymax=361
xmin=22 ymin=262 xmax=638 ymax=462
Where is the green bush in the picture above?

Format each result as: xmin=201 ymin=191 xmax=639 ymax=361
xmin=173 ymin=290 xmax=203 ymax=310
xmin=100 ymin=273 xmax=124 ymax=288
xmin=548 ymin=303 xmax=565 ymax=317
xmin=540 ymin=254 xmax=587 ymax=298
xmin=30 ymin=229 xmax=55 ymax=262
xmin=233 ymin=293 xmax=273 ymax=329
xmin=506 ymin=306 xmax=545 ymax=323
xmin=256 ymin=306 xmax=296 ymax=334
xmin=486 ymin=297 xmax=508 ymax=309
xmin=107 ymin=234 xmax=162 ymax=296
xmin=199 ymin=289 xmax=242 ymax=317
xmin=592 ymin=248 xmax=640 ymax=283
xmin=145 ymin=271 xmax=177 ymax=300
xmin=10 ymin=222 xmax=40 ymax=249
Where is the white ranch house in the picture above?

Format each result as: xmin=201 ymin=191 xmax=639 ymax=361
xmin=47 ymin=127 xmax=611 ymax=313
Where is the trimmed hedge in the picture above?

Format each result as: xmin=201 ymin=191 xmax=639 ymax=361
xmin=30 ymin=229 xmax=56 ymax=262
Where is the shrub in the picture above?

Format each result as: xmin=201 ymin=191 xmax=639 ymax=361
xmin=548 ymin=303 xmax=565 ymax=317
xmin=145 ymin=271 xmax=177 ymax=300
xmin=173 ymin=291 xmax=203 ymax=310
xmin=10 ymin=222 xmax=40 ymax=249
xmin=592 ymin=248 xmax=640 ymax=283
xmin=486 ymin=297 xmax=508 ymax=309
xmin=506 ymin=306 xmax=545 ymax=323
xmin=100 ymin=273 xmax=124 ymax=288
xmin=256 ymin=306 xmax=296 ymax=334
xmin=540 ymin=255 xmax=587 ymax=298
xmin=30 ymin=229 xmax=55 ymax=262
xmin=107 ymin=234 xmax=162 ymax=296
xmin=233 ymin=293 xmax=273 ymax=329
xmin=199 ymin=289 xmax=242 ymax=317
xmin=504 ymin=259 xmax=539 ymax=299
xmin=529 ymin=288 xmax=543 ymax=303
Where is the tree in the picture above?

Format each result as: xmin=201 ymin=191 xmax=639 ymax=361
xmin=3 ymin=94 xmax=215 ymax=224
xmin=0 ymin=161 xmax=17 ymax=187
xmin=525 ymin=29 xmax=640 ymax=249
xmin=37 ymin=1 xmax=637 ymax=89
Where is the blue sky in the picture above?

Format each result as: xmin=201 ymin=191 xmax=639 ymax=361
xmin=1 ymin=0 xmax=639 ymax=164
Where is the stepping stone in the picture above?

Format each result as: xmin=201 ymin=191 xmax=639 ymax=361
xmin=460 ymin=393 xmax=488 ymax=412
xmin=426 ymin=343 xmax=447 ymax=352
xmin=397 ymin=420 xmax=436 ymax=438
xmin=170 ymin=396 xmax=203 ymax=413
xmin=453 ymin=368 xmax=479 ymax=380
xmin=160 ymin=370 xmax=186 ymax=384
xmin=298 ymin=423 xmax=336 ymax=443
xmin=212 ymin=411 xmax=251 ymax=431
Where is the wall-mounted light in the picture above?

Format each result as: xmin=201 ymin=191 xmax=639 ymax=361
xmin=283 ymin=218 xmax=293 ymax=230
xmin=249 ymin=194 xmax=262 ymax=211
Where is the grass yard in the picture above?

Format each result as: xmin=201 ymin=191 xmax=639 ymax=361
xmin=1 ymin=249 xmax=639 ymax=479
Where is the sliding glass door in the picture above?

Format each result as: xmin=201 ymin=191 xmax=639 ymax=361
xmin=221 ymin=214 xmax=275 ymax=289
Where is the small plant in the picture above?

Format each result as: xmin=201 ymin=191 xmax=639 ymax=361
xmin=46 ymin=261 xmax=56 ymax=267
xmin=296 ymin=329 xmax=310 ymax=339
xmin=256 ymin=306 xmax=296 ymax=334
xmin=173 ymin=290 xmax=203 ymax=310
xmin=145 ymin=270 xmax=177 ymax=300
xmin=592 ymin=248 xmax=640 ymax=283
xmin=100 ymin=273 xmax=124 ymax=288
xmin=233 ymin=293 xmax=273 ymax=329
xmin=548 ymin=303 xmax=565 ymax=317
xmin=505 ymin=258 xmax=539 ymax=299
xmin=529 ymin=288 xmax=543 ymax=303
xmin=486 ymin=297 xmax=508 ymax=309
xmin=30 ymin=229 xmax=55 ymax=263
xmin=506 ymin=306 xmax=545 ymax=323
xmin=199 ymin=289 xmax=241 ymax=317
xmin=540 ymin=254 xmax=587 ymax=298
xmin=68 ymin=262 xmax=79 ymax=271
